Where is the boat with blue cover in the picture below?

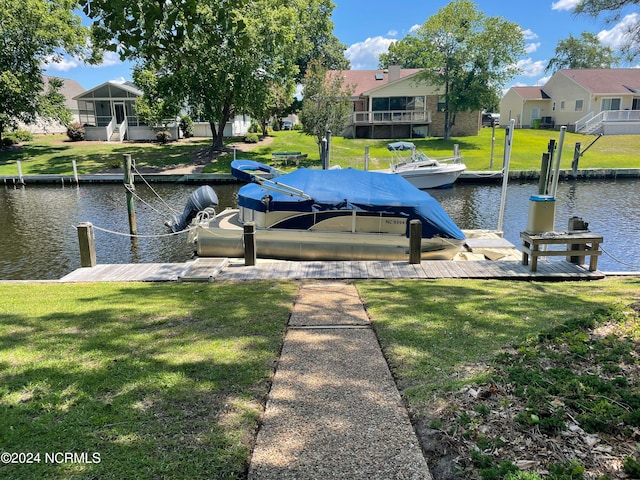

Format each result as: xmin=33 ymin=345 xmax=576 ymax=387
xmin=171 ymin=160 xmax=465 ymax=261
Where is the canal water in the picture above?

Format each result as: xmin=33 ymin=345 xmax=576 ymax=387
xmin=1 ymin=178 xmax=638 ymax=280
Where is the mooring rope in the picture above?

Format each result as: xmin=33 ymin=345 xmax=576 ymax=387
xmin=71 ymin=223 xmax=197 ymax=238
xmin=123 ymin=183 xmax=171 ymax=219
xmin=600 ymin=245 xmax=640 ymax=269
xmin=131 ymin=162 xmax=181 ymax=215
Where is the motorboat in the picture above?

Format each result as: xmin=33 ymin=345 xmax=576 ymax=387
xmin=377 ymin=141 xmax=467 ymax=189
xmin=169 ymin=160 xmax=465 ymax=261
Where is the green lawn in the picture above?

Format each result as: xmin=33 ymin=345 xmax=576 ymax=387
xmin=1 ymin=278 xmax=638 ymax=479
xmin=2 ymin=127 xmax=639 ymax=176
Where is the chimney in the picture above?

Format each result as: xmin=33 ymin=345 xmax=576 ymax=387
xmin=388 ymin=64 xmax=401 ymax=83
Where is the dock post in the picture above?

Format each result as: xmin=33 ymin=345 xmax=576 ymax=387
xmin=409 ymin=220 xmax=422 ymax=264
xmin=364 ymin=146 xmax=370 ymax=171
xmin=123 ymin=154 xmax=137 ymax=238
xmin=244 ymin=222 xmax=257 ymax=266
xmin=77 ymin=222 xmax=97 ymax=267
xmin=538 ymin=153 xmax=551 ymax=195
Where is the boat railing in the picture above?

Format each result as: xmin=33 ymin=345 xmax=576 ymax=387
xmin=252 ymin=176 xmax=312 ymax=200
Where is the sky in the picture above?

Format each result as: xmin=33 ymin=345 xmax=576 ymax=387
xmin=44 ymin=0 xmax=639 ymax=92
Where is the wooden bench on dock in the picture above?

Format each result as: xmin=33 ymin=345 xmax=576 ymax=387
xmin=520 ymin=231 xmax=603 ymax=272
xmin=272 ymin=151 xmax=308 ymax=167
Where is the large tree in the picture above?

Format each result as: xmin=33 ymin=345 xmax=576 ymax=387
xmin=546 ymin=32 xmax=618 ymax=72
xmin=575 ymin=0 xmax=640 ymax=60
xmin=299 ymin=59 xmax=353 ymax=155
xmin=82 ymin=0 xmax=345 ymax=151
xmin=379 ymin=0 xmax=525 ymax=140
xmin=1 ymin=0 xmax=96 ymax=143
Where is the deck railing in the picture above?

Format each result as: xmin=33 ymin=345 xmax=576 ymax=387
xmin=350 ymin=110 xmax=431 ymax=124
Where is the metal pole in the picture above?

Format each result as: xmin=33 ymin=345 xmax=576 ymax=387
xmin=490 ymin=124 xmax=496 ymax=168
xmin=497 ymin=119 xmax=515 ymax=232
xmin=550 ymin=126 xmax=566 ymax=198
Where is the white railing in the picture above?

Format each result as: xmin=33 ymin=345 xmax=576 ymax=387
xmin=118 ymin=118 xmax=128 ymax=142
xmin=350 ymin=110 xmax=432 ymax=124
xmin=106 ymin=117 xmax=115 ymax=140
xmin=575 ymin=110 xmax=640 ymax=133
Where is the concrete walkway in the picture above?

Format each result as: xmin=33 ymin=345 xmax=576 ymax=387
xmin=248 ymin=282 xmax=432 ymax=479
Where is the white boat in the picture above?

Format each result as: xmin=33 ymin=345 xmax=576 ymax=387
xmin=377 ymin=141 xmax=466 ymax=189
xmin=168 ymin=160 xmax=466 ymax=261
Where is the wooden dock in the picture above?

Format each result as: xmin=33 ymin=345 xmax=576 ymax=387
xmin=59 ymin=257 xmax=605 ymax=282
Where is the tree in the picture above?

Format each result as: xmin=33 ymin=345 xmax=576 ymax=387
xmin=132 ymin=66 xmax=182 ymax=131
xmin=378 ymin=0 xmax=524 ymax=140
xmin=1 ymin=0 xmax=96 ymax=144
xmin=575 ymin=0 xmax=640 ymax=60
xmin=546 ymin=32 xmax=618 ymax=72
xmin=299 ymin=59 xmax=353 ymax=155
xmin=82 ymin=0 xmax=344 ymax=151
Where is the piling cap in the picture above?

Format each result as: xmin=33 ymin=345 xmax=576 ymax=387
xmin=530 ymin=194 xmax=555 ymax=202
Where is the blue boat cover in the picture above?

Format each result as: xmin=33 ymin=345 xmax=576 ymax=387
xmin=237 ymin=167 xmax=465 ymax=240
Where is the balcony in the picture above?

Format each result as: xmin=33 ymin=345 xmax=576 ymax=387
xmin=350 ymin=110 xmax=432 ymax=125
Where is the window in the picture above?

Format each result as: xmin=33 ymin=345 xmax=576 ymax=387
xmin=552 ymin=102 xmax=556 ymax=111
xmin=632 ymin=98 xmax=640 ymax=110
xmin=371 ymin=96 xmax=426 ymax=112
xmin=372 ymin=98 xmax=389 ymax=111
xmin=601 ymin=98 xmax=621 ymax=111
xmin=560 ymin=101 xmax=565 ymax=110
xmin=575 ymin=99 xmax=583 ymax=112
xmin=438 ymin=95 xmax=446 ymax=112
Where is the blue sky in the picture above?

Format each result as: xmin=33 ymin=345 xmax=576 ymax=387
xmin=44 ymin=0 xmax=639 ymax=91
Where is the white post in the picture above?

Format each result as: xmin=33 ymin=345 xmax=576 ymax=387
xmin=550 ymin=126 xmax=566 ymax=198
xmin=364 ymin=146 xmax=370 ymax=171
xmin=497 ymin=119 xmax=515 ymax=232
xmin=72 ymin=160 xmax=79 ymax=185
xmin=17 ymin=160 xmax=24 ymax=184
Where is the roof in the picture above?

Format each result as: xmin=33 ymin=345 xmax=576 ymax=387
xmin=73 ymin=81 xmax=143 ymax=100
xmin=329 ymin=69 xmax=422 ymax=96
xmin=558 ymin=68 xmax=640 ymax=94
xmin=509 ymin=86 xmax=550 ymax=100
xmin=43 ymin=75 xmax=85 ymax=110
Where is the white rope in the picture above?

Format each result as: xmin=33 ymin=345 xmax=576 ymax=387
xmin=123 ymin=183 xmax=170 ymax=218
xmin=600 ymin=245 xmax=640 ymax=269
xmin=131 ymin=162 xmax=181 ymax=215
xmin=71 ymin=223 xmax=198 ymax=238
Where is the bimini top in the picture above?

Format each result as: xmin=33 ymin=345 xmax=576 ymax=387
xmin=235 ymin=164 xmax=465 ymax=240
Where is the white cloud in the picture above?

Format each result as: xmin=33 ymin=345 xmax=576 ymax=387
xmin=551 ymin=0 xmax=580 ymax=11
xmin=387 ymin=29 xmax=398 ymax=37
xmin=516 ymin=58 xmax=547 ymax=77
xmin=346 ymin=36 xmax=396 ymax=70
xmin=522 ymin=29 xmax=538 ymax=41
xmin=409 ymin=24 xmax=421 ymax=33
xmin=597 ymin=13 xmax=640 ymax=49
xmin=98 ymin=51 xmax=122 ymax=68
xmin=46 ymin=57 xmax=79 ymax=72
xmin=536 ymin=75 xmax=551 ymax=86
xmin=526 ymin=42 xmax=541 ymax=54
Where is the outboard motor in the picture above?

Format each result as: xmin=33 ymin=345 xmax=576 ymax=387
xmin=166 ymin=185 xmax=218 ymax=232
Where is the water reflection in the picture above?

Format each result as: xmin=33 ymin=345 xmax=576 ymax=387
xmin=0 ymin=178 xmax=638 ymax=280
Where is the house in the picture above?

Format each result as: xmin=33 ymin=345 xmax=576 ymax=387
xmin=19 ymin=76 xmax=85 ymax=134
xmin=74 ymin=81 xmax=251 ymax=142
xmin=500 ymin=68 xmax=640 ymax=134
xmin=333 ymin=65 xmax=481 ymax=139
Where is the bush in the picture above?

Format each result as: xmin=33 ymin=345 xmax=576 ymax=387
xmin=1 ymin=136 xmax=18 ymax=147
xmin=13 ymin=130 xmax=33 ymax=142
xmin=179 ymin=115 xmax=194 ymax=138
xmin=155 ymin=130 xmax=172 ymax=144
xmin=66 ymin=123 xmax=85 ymax=141
xmin=244 ymin=132 xmax=259 ymax=143
xmin=248 ymin=121 xmax=259 ymax=133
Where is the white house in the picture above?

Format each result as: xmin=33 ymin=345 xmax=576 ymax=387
xmin=500 ymin=68 xmax=640 ymax=134
xmin=74 ymin=81 xmax=251 ymax=142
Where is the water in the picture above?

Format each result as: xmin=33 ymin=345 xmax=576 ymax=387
xmin=0 ymin=178 xmax=638 ymax=280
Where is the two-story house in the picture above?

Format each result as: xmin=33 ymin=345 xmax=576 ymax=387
xmin=500 ymin=68 xmax=640 ymax=134
xmin=334 ymin=65 xmax=481 ymax=139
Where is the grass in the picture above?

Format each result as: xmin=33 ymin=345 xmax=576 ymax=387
xmin=358 ymin=277 xmax=640 ymax=479
xmin=0 ymin=281 xmax=297 ymax=479
xmin=2 ymin=127 xmax=640 ymax=176
xmin=1 ymin=278 xmax=638 ymax=479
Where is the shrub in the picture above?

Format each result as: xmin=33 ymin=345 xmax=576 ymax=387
xmin=244 ymin=132 xmax=259 ymax=143
xmin=179 ymin=115 xmax=194 ymax=138
xmin=155 ymin=130 xmax=172 ymax=144
xmin=248 ymin=121 xmax=259 ymax=133
xmin=1 ymin=136 xmax=18 ymax=147
xmin=66 ymin=123 xmax=85 ymax=141
xmin=13 ymin=130 xmax=33 ymax=142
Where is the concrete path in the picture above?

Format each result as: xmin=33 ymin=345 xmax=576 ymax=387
xmin=248 ymin=282 xmax=432 ymax=479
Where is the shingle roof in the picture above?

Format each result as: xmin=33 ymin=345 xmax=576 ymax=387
xmin=43 ymin=75 xmax=85 ymax=110
xmin=510 ymin=86 xmax=550 ymax=100
xmin=559 ymin=68 xmax=640 ymax=94
xmin=329 ymin=69 xmax=422 ymax=96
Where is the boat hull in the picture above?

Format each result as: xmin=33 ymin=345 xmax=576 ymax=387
xmin=394 ymin=164 xmax=466 ymax=189
xmin=191 ymin=210 xmax=463 ymax=261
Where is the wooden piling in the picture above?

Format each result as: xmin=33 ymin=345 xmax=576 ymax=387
xmin=123 ymin=154 xmax=137 ymax=237
xmin=244 ymin=222 xmax=257 ymax=266
xmin=409 ymin=220 xmax=422 ymax=264
xmin=77 ymin=222 xmax=97 ymax=267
